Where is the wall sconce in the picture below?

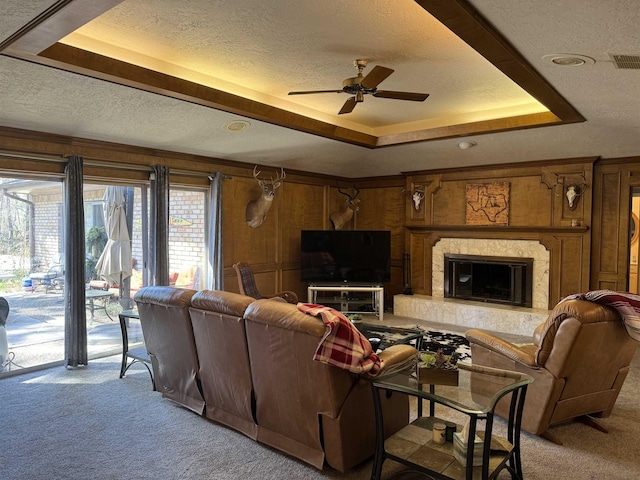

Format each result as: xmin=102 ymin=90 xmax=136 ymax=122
xmin=412 ymin=189 xmax=425 ymax=210
xmin=566 ymin=184 xmax=582 ymax=210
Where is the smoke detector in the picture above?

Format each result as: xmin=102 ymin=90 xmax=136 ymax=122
xmin=457 ymin=140 xmax=477 ymax=150
xmin=223 ymin=120 xmax=251 ymax=132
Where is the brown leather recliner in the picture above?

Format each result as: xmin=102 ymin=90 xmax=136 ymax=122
xmin=134 ymin=286 xmax=204 ymax=414
xmin=189 ymin=289 xmax=258 ymax=439
xmin=466 ymin=298 xmax=639 ymax=439
xmin=243 ymin=298 xmax=416 ymax=472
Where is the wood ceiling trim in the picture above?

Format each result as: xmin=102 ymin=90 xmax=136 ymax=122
xmin=377 ymin=112 xmax=561 ymax=147
xmin=26 ymin=43 xmax=381 ymax=149
xmin=0 ymin=0 xmax=124 ymax=55
xmin=415 ymin=0 xmax=585 ymax=123
xmin=0 ymin=0 xmax=583 ymax=149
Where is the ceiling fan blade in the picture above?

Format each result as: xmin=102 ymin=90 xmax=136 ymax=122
xmin=361 ymin=65 xmax=394 ymax=89
xmin=288 ymin=89 xmax=344 ymax=95
xmin=338 ymin=97 xmax=357 ymax=115
xmin=373 ymin=90 xmax=430 ymax=102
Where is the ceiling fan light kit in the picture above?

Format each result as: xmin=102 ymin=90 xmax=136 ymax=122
xmin=288 ymin=59 xmax=429 ymax=114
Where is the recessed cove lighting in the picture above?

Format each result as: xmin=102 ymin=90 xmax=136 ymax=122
xmin=542 ymin=54 xmax=595 ymax=66
xmin=223 ymin=120 xmax=251 ymax=132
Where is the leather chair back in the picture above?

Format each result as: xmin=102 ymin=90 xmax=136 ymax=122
xmin=189 ymin=290 xmax=257 ymax=439
xmin=134 ymin=286 xmax=203 ymax=414
xmin=243 ymin=298 xmax=408 ymax=472
xmin=467 ymin=299 xmax=638 ymax=436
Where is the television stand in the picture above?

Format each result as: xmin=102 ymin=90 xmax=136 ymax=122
xmin=307 ymin=284 xmax=384 ymax=321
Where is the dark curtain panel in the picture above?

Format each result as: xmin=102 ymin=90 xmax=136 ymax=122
xmin=206 ymin=173 xmax=224 ymax=290
xmin=64 ymin=156 xmax=87 ymax=367
xmin=150 ymin=165 xmax=170 ymax=285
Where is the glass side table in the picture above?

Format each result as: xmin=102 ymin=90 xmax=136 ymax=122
xmin=118 ymin=308 xmax=155 ymax=390
xmin=371 ymin=362 xmax=532 ymax=480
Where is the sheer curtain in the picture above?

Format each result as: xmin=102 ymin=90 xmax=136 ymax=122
xmin=206 ymin=173 xmax=224 ymax=290
xmin=150 ymin=165 xmax=170 ymax=286
xmin=64 ymin=156 xmax=87 ymax=367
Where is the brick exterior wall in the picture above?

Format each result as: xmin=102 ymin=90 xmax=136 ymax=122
xmin=28 ymin=185 xmax=206 ymax=287
xmin=169 ymin=189 xmax=206 ymax=288
xmin=32 ymin=191 xmax=63 ymax=268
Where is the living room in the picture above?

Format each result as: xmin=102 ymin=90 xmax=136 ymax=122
xmin=1 ymin=1 xmax=640 ymax=479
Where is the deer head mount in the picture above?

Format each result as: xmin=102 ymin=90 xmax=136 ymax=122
xmin=245 ymin=166 xmax=285 ymax=228
xmin=330 ymin=186 xmax=360 ymax=230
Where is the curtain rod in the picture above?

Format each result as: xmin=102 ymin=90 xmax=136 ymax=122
xmin=170 ymin=168 xmax=232 ymax=180
xmin=1 ymin=153 xmax=234 ymax=180
xmin=0 ymin=152 xmax=67 ymax=163
xmin=83 ymin=159 xmax=152 ymax=172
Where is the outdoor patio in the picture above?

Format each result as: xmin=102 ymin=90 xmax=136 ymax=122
xmin=1 ymin=287 xmax=127 ymax=372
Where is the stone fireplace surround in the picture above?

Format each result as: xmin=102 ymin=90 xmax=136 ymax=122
xmin=394 ymin=238 xmax=551 ymax=336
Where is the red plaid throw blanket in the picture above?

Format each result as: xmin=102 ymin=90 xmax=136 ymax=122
xmin=562 ymin=290 xmax=640 ymax=341
xmin=297 ymin=303 xmax=383 ymax=377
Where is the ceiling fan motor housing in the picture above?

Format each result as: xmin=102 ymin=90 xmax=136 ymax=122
xmin=342 ymin=76 xmax=376 ymax=97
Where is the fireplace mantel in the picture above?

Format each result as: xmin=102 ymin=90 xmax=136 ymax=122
xmin=407 ymin=225 xmax=589 ymax=233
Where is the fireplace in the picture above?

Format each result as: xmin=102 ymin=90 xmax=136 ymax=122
xmin=444 ymin=254 xmax=533 ymax=308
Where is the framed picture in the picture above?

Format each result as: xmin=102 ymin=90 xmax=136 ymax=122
xmin=465 ymin=182 xmax=510 ymax=225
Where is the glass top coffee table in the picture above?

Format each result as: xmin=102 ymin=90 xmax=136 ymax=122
xmin=356 ymin=323 xmax=423 ymax=351
xmin=371 ymin=362 xmax=533 ymax=480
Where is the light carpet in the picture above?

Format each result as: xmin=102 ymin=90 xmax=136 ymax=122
xmin=1 ymin=352 xmax=640 ymax=479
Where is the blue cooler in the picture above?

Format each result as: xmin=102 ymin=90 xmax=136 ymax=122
xmin=22 ymin=278 xmax=33 ymax=292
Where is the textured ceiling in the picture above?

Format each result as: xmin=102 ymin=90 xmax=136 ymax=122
xmin=0 ymin=0 xmax=639 ymax=178
xmin=60 ymin=0 xmax=545 ymax=134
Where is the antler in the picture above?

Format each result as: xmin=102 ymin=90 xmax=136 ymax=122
xmin=271 ymin=167 xmax=285 ymax=184
xmin=253 ymin=165 xmax=285 ymax=184
xmin=338 ymin=185 xmax=360 ymax=200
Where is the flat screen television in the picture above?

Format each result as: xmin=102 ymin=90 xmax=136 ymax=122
xmin=300 ymin=230 xmax=391 ymax=284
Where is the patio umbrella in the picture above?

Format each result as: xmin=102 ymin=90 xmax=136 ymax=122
xmin=95 ymin=186 xmax=132 ymax=306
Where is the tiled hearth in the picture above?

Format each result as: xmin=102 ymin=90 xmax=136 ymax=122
xmin=393 ymin=294 xmax=549 ymax=337
xmin=394 ymin=238 xmax=552 ymax=336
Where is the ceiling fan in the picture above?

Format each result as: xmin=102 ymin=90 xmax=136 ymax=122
xmin=288 ymin=59 xmax=429 ymax=115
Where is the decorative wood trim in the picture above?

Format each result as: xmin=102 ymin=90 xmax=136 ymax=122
xmin=406 ymin=225 xmax=589 ymax=233
xmin=415 ymin=0 xmax=584 ymax=123
xmin=0 ymin=0 xmax=123 ymax=54
xmin=404 ymin=157 xmax=598 ymax=178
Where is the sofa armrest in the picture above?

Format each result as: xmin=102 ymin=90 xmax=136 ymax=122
xmin=465 ymin=329 xmax=539 ymax=369
xmin=375 ymin=344 xmax=418 ymax=376
xmin=532 ymin=323 xmax=545 ymax=346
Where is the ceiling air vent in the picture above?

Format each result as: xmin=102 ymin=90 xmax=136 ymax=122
xmin=610 ymin=54 xmax=640 ymax=69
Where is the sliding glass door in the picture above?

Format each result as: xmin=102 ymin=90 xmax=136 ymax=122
xmin=84 ymin=182 xmax=148 ymax=360
xmin=0 ymin=176 xmax=65 ymax=372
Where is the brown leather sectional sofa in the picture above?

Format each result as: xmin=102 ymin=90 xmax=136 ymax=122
xmin=134 ymin=286 xmax=417 ymax=472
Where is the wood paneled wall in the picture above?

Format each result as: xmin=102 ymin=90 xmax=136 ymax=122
xmin=404 ymin=158 xmax=596 ymax=308
xmin=3 ymin=126 xmax=639 ymax=311
xmin=591 ymin=157 xmax=640 ymax=292
xmin=223 ymin=173 xmax=407 ymax=304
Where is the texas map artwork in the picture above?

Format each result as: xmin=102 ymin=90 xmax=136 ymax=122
xmin=465 ymin=182 xmax=510 ymax=225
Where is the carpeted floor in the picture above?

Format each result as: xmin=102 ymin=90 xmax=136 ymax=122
xmin=1 ymin=345 xmax=640 ymax=479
